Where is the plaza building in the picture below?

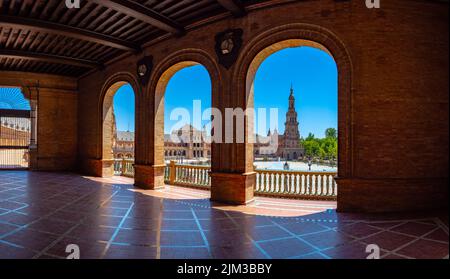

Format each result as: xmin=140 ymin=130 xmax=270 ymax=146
xmin=112 ymin=130 xmax=134 ymax=159
xmin=164 ymin=124 xmax=211 ymax=160
xmin=112 ymin=124 xmax=211 ymax=160
xmin=254 ymin=86 xmax=305 ymax=160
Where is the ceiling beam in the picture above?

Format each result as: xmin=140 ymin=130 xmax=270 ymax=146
xmin=0 ymin=15 xmax=140 ymax=52
xmin=217 ymin=0 xmax=247 ymax=17
xmin=91 ymin=0 xmax=185 ymax=36
xmin=0 ymin=49 xmax=102 ymax=69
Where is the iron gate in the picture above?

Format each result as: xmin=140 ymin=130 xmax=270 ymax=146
xmin=0 ymin=109 xmax=31 ymax=169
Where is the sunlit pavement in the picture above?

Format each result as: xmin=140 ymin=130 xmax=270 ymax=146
xmin=0 ymin=171 xmax=447 ymax=259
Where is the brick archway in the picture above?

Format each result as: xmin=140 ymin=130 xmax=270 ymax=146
xmin=134 ymin=49 xmax=220 ymax=190
xmin=97 ymin=72 xmax=139 ymax=177
xmin=233 ymin=23 xmax=353 ymax=207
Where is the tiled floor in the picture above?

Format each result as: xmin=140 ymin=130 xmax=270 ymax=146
xmin=0 ymin=171 xmax=448 ymax=259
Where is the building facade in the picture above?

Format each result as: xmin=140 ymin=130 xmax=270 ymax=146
xmin=112 ymin=131 xmax=134 ymax=159
xmin=164 ymin=124 xmax=211 ymax=160
xmin=114 ymin=87 xmax=304 ymax=161
xmin=112 ymin=124 xmax=211 ymax=160
xmin=254 ymin=86 xmax=305 ymax=160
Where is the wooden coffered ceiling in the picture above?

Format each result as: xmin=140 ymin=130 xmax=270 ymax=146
xmin=0 ymin=0 xmax=271 ymax=77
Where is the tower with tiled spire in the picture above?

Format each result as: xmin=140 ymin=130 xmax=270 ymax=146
xmin=278 ymin=85 xmax=304 ymax=160
xmin=284 ymin=85 xmax=300 ymax=148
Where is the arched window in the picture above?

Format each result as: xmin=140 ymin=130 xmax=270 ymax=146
xmin=102 ymin=82 xmax=135 ymax=177
xmin=252 ymin=45 xmax=337 ymax=174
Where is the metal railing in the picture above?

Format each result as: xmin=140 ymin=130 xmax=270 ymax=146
xmin=115 ymin=160 xmax=337 ymax=200
xmin=0 ymin=148 xmax=29 ymax=169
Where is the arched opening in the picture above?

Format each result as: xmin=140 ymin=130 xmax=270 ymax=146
xmin=155 ymin=61 xmax=212 ymax=189
xmin=102 ymin=81 xmax=136 ymax=178
xmin=246 ymin=39 xmax=341 ymax=201
xmin=0 ymin=87 xmax=32 ymax=169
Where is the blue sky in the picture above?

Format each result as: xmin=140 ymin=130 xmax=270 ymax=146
xmin=254 ymin=46 xmax=337 ymax=138
xmin=113 ymin=84 xmax=135 ymax=132
xmin=113 ymin=46 xmax=337 ymax=138
xmin=0 ymin=87 xmax=31 ymax=110
xmin=164 ymin=66 xmax=212 ymax=134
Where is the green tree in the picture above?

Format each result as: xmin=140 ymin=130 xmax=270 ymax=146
xmin=325 ymin=128 xmax=337 ymax=139
xmin=306 ymin=133 xmax=315 ymax=141
xmin=301 ymin=128 xmax=338 ymax=160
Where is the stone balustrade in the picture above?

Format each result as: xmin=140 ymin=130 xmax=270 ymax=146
xmin=114 ymin=159 xmax=134 ymax=177
xmin=254 ymin=170 xmax=337 ymax=200
xmin=115 ymin=160 xmax=337 ymax=200
xmin=164 ymin=161 xmax=211 ymax=189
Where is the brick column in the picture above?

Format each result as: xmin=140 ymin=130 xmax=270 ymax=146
xmin=210 ymin=172 xmax=256 ymax=205
xmin=210 ymin=68 xmax=255 ymax=205
xmin=134 ymin=84 xmax=165 ymax=190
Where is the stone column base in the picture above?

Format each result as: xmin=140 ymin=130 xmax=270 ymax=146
xmin=83 ymin=159 xmax=114 ymax=177
xmin=336 ymin=177 xmax=449 ymax=213
xmin=28 ymin=146 xmax=38 ymax=171
xmin=210 ymin=172 xmax=256 ymax=205
xmin=134 ymin=164 xmax=165 ymax=190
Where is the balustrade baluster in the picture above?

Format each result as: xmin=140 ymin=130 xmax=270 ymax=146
xmin=329 ymin=176 xmax=332 ymax=196
xmin=285 ymin=174 xmax=289 ymax=193
xmin=203 ymin=169 xmax=206 ymax=186
xmin=255 ymin=173 xmax=260 ymax=192
xmin=268 ymin=173 xmax=273 ymax=193
xmin=314 ymin=175 xmax=319 ymax=196
xmin=298 ymin=175 xmax=303 ymax=194
xmin=321 ymin=175 xmax=325 ymax=196
xmin=200 ymin=169 xmax=204 ymax=185
xmin=186 ymin=168 xmax=190 ymax=183
xmin=294 ymin=174 xmax=297 ymax=194
xmin=193 ymin=168 xmax=196 ymax=185
xmin=307 ymin=174 xmax=311 ymax=195
xmin=273 ymin=174 xmax=277 ymax=193
xmin=288 ymin=173 xmax=294 ymax=194
xmin=283 ymin=174 xmax=287 ymax=193
xmin=261 ymin=172 xmax=267 ymax=192
xmin=189 ymin=168 xmax=193 ymax=183
xmin=332 ymin=178 xmax=337 ymax=196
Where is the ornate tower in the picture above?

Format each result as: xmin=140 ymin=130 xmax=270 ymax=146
xmin=284 ymin=85 xmax=300 ymax=148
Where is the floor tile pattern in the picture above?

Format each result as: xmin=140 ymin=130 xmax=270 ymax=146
xmin=0 ymin=171 xmax=448 ymax=259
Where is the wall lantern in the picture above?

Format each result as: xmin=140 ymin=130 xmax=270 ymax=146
xmin=136 ymin=56 xmax=153 ymax=85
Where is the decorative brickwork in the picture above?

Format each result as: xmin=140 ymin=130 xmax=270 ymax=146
xmin=1 ymin=1 xmax=444 ymax=213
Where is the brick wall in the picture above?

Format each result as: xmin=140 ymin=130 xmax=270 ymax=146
xmin=0 ymin=72 xmax=78 ymax=171
xmin=72 ymin=0 xmax=448 ymax=212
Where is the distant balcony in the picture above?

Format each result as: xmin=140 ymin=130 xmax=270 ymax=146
xmin=114 ymin=160 xmax=337 ymax=201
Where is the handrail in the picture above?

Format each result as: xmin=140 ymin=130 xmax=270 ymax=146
xmin=114 ymin=160 xmax=337 ymax=200
xmin=113 ymin=159 xmax=134 ymax=177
